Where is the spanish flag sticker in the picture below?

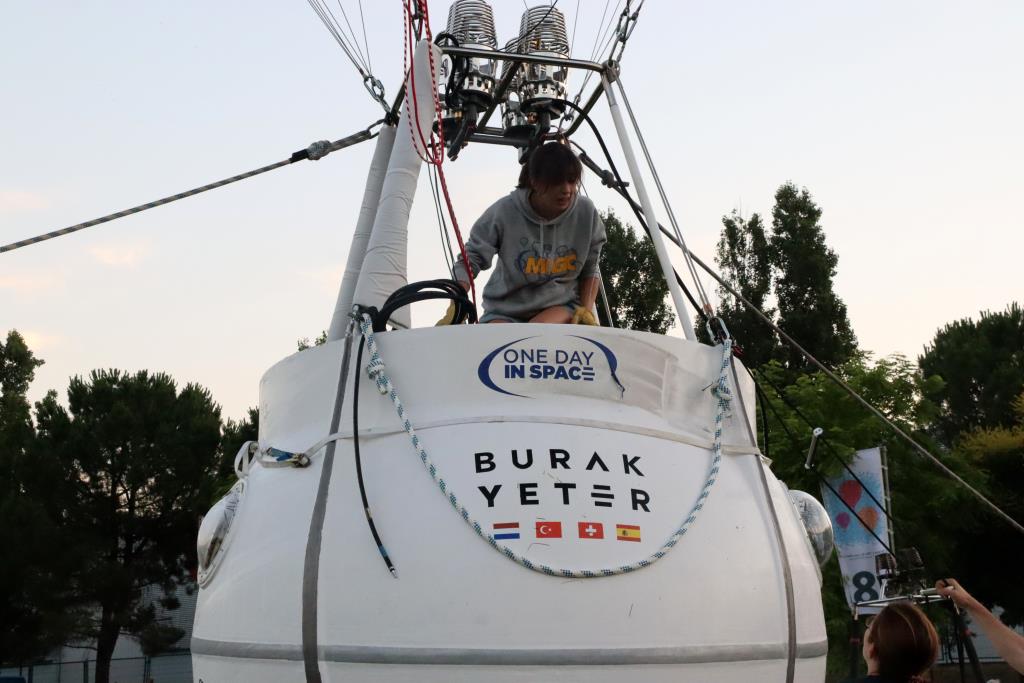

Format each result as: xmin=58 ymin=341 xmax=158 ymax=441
xmin=615 ymin=524 xmax=641 ymax=542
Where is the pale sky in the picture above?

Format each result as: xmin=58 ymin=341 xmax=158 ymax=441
xmin=2 ymin=1 xmax=1022 ymax=421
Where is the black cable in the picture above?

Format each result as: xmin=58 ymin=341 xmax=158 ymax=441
xmin=749 ymin=365 xmax=771 ymax=460
xmin=370 ymin=279 xmax=477 ymax=332
xmin=353 ymin=335 xmax=397 ymax=577
xmin=559 ymin=98 xmax=627 ymax=191
xmin=561 ymin=101 xmax=996 ymax=561
xmin=578 ymin=144 xmax=704 ymax=317
xmin=753 ymin=367 xmax=896 ymax=556
xmin=690 ymin=250 xmax=1023 ymax=536
xmin=429 ymin=166 xmax=456 ymax=277
xmin=507 ymin=2 xmax=560 ymax=53
xmin=948 ymin=602 xmax=986 ymax=683
xmin=348 ymin=277 xmax=477 ymax=575
xmin=562 ymin=94 xmax=1024 ymax=538
xmin=957 ymin=609 xmax=986 ymax=683
xmin=1 ymin=122 xmax=383 ymax=255
xmin=951 ymin=614 xmax=967 ymax=683
xmin=755 ymin=367 xmax=896 ymax=533
xmin=555 ymin=98 xmax=706 ymax=317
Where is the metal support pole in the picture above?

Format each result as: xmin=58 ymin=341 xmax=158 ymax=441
xmin=602 ymin=74 xmax=696 ymax=339
xmin=804 ymin=427 xmax=824 ymax=469
xmin=598 ymin=276 xmax=616 ymax=328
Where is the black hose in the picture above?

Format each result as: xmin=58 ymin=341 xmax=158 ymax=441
xmin=369 ymin=279 xmax=477 ymax=332
xmin=555 ymin=99 xmax=706 ymax=319
xmin=348 ymin=278 xmax=476 ymax=576
xmin=353 ymin=335 xmax=397 ymax=577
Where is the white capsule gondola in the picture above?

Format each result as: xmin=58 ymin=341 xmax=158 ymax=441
xmin=192 ymin=7 xmax=830 ymax=681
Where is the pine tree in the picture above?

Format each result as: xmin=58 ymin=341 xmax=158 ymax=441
xmin=33 ymin=370 xmax=223 ymax=683
xmin=769 ymin=182 xmax=857 ymax=370
xmin=714 ymin=210 xmax=776 ymax=367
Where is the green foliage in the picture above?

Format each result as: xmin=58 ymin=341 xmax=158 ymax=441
xmin=711 ymin=184 xmax=857 ymax=372
xmin=32 ymin=369 xmax=222 ymax=681
xmin=0 ymin=331 xmax=42 ymax=463
xmin=769 ymin=183 xmax=858 ymax=371
xmin=919 ymin=303 xmax=1024 ymax=445
xmin=130 ymin=603 xmax=185 ymax=657
xmin=217 ymin=407 xmax=259 ymax=495
xmin=597 ymin=210 xmax=674 ymax=334
xmin=0 ymin=331 xmax=81 ymax=664
xmin=297 ymin=330 xmax=329 ymax=351
xmin=753 ymin=354 xmax=979 ymax=676
xmin=714 ymin=210 xmax=776 ymax=367
xmin=949 ymin=391 xmax=1024 ymax=623
xmin=915 ymin=304 xmax=1024 ymax=620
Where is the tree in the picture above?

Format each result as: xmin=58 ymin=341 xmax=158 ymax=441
xmin=218 ymin=407 xmax=259 ymax=492
xmin=919 ymin=303 xmax=1024 ymax=445
xmin=297 ymin=330 xmax=328 ymax=351
xmin=0 ymin=330 xmax=41 ymax=468
xmin=713 ymin=210 xmax=776 ymax=367
xmin=915 ymin=304 xmax=1024 ymax=623
xmin=710 ymin=184 xmax=857 ymax=372
xmin=753 ymin=354 xmax=979 ymax=679
xmin=769 ymin=183 xmax=857 ymax=371
xmin=597 ymin=210 xmax=674 ymax=333
xmin=33 ymin=370 xmax=222 ymax=683
xmin=0 ymin=331 xmax=82 ymax=664
xmin=953 ymin=391 xmax=1024 ymax=623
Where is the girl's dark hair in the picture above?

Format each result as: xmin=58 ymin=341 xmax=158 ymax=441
xmin=868 ymin=602 xmax=939 ymax=682
xmin=517 ymin=141 xmax=583 ymax=189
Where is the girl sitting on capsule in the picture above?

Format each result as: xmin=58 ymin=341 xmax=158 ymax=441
xmin=440 ymin=141 xmax=606 ymax=325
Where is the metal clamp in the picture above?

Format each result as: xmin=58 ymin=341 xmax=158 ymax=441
xmin=804 ymin=427 xmax=824 ymax=470
xmin=705 ymin=316 xmax=731 ymax=344
xmin=364 ymin=75 xmax=389 ymax=112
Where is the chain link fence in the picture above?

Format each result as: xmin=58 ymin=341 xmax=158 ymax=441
xmin=0 ymin=652 xmax=191 ymax=683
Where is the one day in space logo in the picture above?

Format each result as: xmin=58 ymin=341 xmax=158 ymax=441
xmin=477 ymin=335 xmax=624 ymax=398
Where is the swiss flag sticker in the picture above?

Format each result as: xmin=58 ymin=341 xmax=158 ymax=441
xmin=535 ymin=521 xmax=562 ymax=539
xmin=578 ymin=522 xmax=604 ymax=539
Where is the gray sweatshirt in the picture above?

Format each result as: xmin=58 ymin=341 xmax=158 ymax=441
xmin=453 ymin=188 xmax=607 ymax=320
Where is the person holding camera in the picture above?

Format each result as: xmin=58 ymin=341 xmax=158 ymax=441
xmin=936 ymin=578 xmax=1024 ymax=674
xmin=855 ymin=601 xmax=939 ymax=683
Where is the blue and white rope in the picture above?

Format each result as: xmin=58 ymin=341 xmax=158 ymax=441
xmin=358 ymin=314 xmax=734 ymax=577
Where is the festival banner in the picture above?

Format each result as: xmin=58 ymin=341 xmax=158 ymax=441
xmin=820 ymin=447 xmax=892 ymax=615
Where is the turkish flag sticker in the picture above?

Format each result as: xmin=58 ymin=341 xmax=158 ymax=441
xmin=535 ymin=521 xmax=562 ymax=539
xmin=578 ymin=522 xmax=604 ymax=539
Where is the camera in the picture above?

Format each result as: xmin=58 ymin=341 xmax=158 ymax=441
xmin=875 ymin=548 xmax=927 ymax=599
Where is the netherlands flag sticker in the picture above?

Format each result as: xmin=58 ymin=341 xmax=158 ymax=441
xmin=493 ymin=522 xmax=520 ymax=540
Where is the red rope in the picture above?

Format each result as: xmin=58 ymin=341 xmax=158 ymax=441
xmin=402 ymin=0 xmax=477 ymax=309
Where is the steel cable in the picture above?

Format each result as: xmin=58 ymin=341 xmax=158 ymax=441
xmin=1 ymin=123 xmax=381 ymax=255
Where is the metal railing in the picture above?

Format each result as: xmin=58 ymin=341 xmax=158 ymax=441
xmin=0 ymin=652 xmax=191 ymax=683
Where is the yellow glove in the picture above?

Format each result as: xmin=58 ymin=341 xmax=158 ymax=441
xmin=571 ymin=306 xmax=598 ymax=326
xmin=436 ymin=301 xmax=457 ymax=326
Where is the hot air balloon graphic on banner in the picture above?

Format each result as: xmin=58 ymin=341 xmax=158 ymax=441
xmin=820 ymin=447 xmax=893 ymax=614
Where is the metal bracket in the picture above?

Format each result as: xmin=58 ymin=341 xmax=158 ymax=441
xmin=603 ymin=59 xmax=621 ymax=84
xmin=804 ymin=427 xmax=824 ymax=470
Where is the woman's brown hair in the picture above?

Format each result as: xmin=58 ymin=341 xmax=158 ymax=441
xmin=517 ymin=141 xmax=583 ymax=190
xmin=868 ymin=602 xmax=939 ymax=682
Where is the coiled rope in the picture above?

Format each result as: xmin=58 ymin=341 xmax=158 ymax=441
xmin=357 ymin=313 xmax=734 ymax=577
